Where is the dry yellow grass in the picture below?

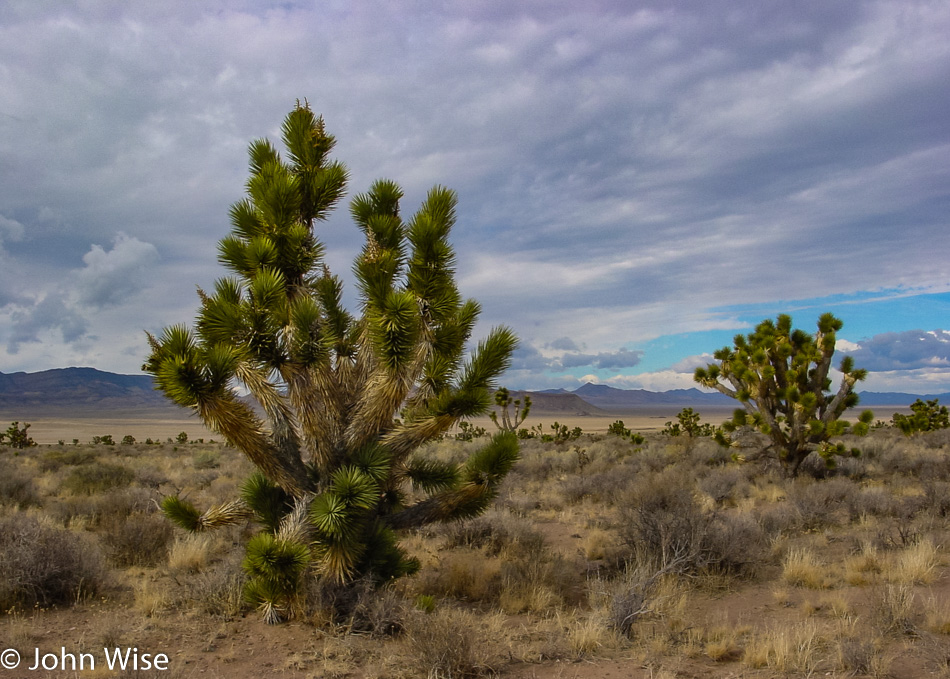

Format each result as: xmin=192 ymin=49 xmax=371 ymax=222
xmin=782 ymin=547 xmax=834 ymax=589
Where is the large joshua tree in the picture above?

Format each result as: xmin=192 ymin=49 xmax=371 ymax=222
xmin=694 ymin=313 xmax=873 ymax=476
xmin=144 ymin=103 xmax=519 ymax=622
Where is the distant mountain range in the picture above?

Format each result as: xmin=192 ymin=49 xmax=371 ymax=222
xmin=0 ymin=367 xmax=171 ymax=413
xmin=0 ymin=368 xmax=942 ymax=416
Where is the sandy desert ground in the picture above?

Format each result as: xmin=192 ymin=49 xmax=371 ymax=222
xmin=0 ymin=406 xmax=945 ymax=679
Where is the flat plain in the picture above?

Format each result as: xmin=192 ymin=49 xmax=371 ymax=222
xmin=0 ymin=406 xmax=943 ymax=679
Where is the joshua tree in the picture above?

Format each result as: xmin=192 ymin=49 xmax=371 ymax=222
xmin=144 ymin=103 xmax=518 ymax=622
xmin=489 ymin=387 xmax=531 ymax=432
xmin=1 ymin=421 xmax=36 ymax=449
xmin=694 ymin=313 xmax=872 ymax=476
xmin=893 ymin=398 xmax=950 ymax=435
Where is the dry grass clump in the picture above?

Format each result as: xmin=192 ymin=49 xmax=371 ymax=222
xmin=869 ymin=583 xmax=917 ymax=635
xmin=402 ymin=607 xmax=502 ymax=678
xmin=886 ymin=538 xmax=939 ymax=584
xmin=167 ymin=534 xmax=215 ymax=574
xmin=782 ymin=546 xmax=834 ymax=589
xmin=741 ymin=621 xmax=823 ymax=674
xmin=924 ymin=594 xmax=950 ymax=635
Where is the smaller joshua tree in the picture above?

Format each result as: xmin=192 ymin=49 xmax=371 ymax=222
xmin=694 ymin=313 xmax=873 ymax=476
xmin=489 ymin=387 xmax=531 ymax=432
xmin=893 ymin=398 xmax=950 ymax=435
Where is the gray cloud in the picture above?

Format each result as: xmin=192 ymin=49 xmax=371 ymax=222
xmin=77 ymin=233 xmax=159 ymax=309
xmin=546 ymin=337 xmax=581 ymax=351
xmin=0 ymin=0 xmax=946 ymax=389
xmin=559 ymin=347 xmax=644 ymax=370
xmin=7 ymin=293 xmax=88 ymax=354
xmin=841 ymin=330 xmax=950 ymax=372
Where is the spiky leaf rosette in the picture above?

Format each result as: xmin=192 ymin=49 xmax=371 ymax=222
xmin=243 ymin=533 xmax=311 ymax=624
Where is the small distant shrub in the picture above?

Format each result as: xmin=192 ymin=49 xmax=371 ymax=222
xmin=607 ymin=420 xmax=645 ymax=444
xmin=121 ymin=435 xmax=136 ymax=445
xmin=662 ymin=408 xmax=716 ymax=438
xmin=192 ymin=450 xmax=220 ymax=470
xmin=0 ymin=514 xmax=107 ymax=609
xmin=176 ymin=431 xmax=189 ymax=444
xmin=455 ymin=421 xmax=487 ymax=441
xmin=61 ymin=462 xmax=135 ymax=495
xmin=91 ymin=434 xmax=115 ymax=446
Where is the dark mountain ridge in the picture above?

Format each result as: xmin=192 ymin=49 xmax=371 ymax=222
xmin=0 ymin=369 xmax=941 ymax=416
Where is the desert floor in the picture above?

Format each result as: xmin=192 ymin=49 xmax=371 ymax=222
xmin=0 ymin=408 xmax=939 ymax=679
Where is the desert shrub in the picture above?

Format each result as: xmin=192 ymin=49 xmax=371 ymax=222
xmin=602 ymin=566 xmax=667 ymax=638
xmin=618 ymin=469 xmax=764 ymax=576
xmin=61 ymin=462 xmax=135 ymax=495
xmin=438 ymin=510 xmax=544 ymax=558
xmin=850 ymin=485 xmax=901 ymax=519
xmin=755 ymin=503 xmax=799 ymax=538
xmin=39 ymin=448 xmax=98 ymax=472
xmin=699 ymin=466 xmax=750 ymax=506
xmin=192 ymin=450 xmax=220 ymax=470
xmin=301 ymin=575 xmax=407 ymax=635
xmin=0 ymin=514 xmax=108 ymax=609
xmin=703 ymin=511 xmax=767 ymax=576
xmin=835 ymin=635 xmax=880 ymax=676
xmin=561 ymin=470 xmax=631 ymax=505
xmin=786 ymin=477 xmax=857 ymax=530
xmin=103 ymin=512 xmax=175 ymax=567
xmin=921 ymin=480 xmax=950 ymax=517
xmin=49 ymin=486 xmax=155 ymax=529
xmin=403 ymin=607 xmax=497 ymax=678
xmin=618 ymin=472 xmax=710 ymax=572
xmin=499 ymin=542 xmax=585 ymax=612
xmin=0 ymin=470 xmax=40 ymax=508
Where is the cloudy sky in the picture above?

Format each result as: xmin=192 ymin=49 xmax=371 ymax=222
xmin=1 ymin=0 xmax=949 ymax=394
